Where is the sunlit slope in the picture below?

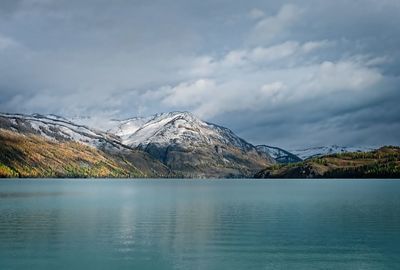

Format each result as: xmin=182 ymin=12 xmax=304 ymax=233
xmin=255 ymin=147 xmax=400 ymax=178
xmin=0 ymin=129 xmax=170 ymax=178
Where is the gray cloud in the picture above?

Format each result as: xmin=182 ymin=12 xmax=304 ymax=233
xmin=0 ymin=0 xmax=399 ymax=148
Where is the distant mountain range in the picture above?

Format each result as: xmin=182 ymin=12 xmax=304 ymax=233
xmin=255 ymin=146 xmax=400 ymax=178
xmin=290 ymin=145 xmax=375 ymax=160
xmin=256 ymin=145 xmax=302 ymax=163
xmin=0 ymin=111 xmax=392 ymax=178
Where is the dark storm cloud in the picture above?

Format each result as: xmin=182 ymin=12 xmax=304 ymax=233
xmin=0 ymin=0 xmax=399 ymax=148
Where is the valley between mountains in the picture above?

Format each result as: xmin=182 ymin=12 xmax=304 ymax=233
xmin=0 ymin=111 xmax=398 ymax=178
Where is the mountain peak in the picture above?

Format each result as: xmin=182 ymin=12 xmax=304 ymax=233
xmin=114 ymin=111 xmax=211 ymax=147
xmin=106 ymin=111 xmax=275 ymax=176
xmin=149 ymin=111 xmax=200 ymax=125
xmin=157 ymin=111 xmax=195 ymax=118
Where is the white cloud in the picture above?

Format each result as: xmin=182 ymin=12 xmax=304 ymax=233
xmin=221 ymin=50 xmax=248 ymax=68
xmin=301 ymin=40 xmax=333 ymax=53
xmin=156 ymin=57 xmax=383 ymax=119
xmin=153 ymin=27 xmax=383 ymax=119
xmin=260 ymin=82 xmax=285 ymax=103
xmin=186 ymin=39 xmax=334 ymax=77
xmin=162 ymin=79 xmax=216 ymax=107
xmin=300 ymin=61 xmax=382 ymax=95
xmin=249 ymin=41 xmax=299 ymax=62
xmin=248 ymin=4 xmax=303 ymax=45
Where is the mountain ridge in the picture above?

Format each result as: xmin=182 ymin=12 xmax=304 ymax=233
xmin=290 ymin=145 xmax=376 ymax=160
xmin=109 ymin=111 xmax=275 ymax=177
xmin=0 ymin=113 xmax=173 ymax=177
xmin=255 ymin=146 xmax=400 ymax=178
xmin=256 ymin=145 xmax=302 ymax=163
xmin=0 ymin=111 xmax=275 ymax=178
xmin=1 ymin=111 xmax=391 ymax=178
xmin=0 ymin=129 xmax=172 ymax=178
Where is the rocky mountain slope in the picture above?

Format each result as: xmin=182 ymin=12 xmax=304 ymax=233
xmin=0 ymin=129 xmax=171 ymax=178
xmin=256 ymin=145 xmax=302 ymax=163
xmin=1 ymin=111 xmax=393 ymax=179
xmin=290 ymin=145 xmax=375 ymax=160
xmin=0 ymin=112 xmax=276 ymax=178
xmin=255 ymin=146 xmax=400 ymax=178
xmin=0 ymin=113 xmax=124 ymax=150
xmin=0 ymin=113 xmax=172 ymax=177
xmin=109 ymin=112 xmax=275 ymax=177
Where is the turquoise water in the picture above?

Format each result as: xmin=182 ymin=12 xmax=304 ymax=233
xmin=0 ymin=179 xmax=399 ymax=270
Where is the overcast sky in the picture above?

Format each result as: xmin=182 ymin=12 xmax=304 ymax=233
xmin=0 ymin=0 xmax=399 ymax=148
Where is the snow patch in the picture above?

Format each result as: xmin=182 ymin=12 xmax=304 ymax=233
xmin=291 ymin=145 xmax=376 ymax=160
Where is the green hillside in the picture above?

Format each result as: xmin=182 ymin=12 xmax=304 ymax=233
xmin=255 ymin=146 xmax=400 ymax=178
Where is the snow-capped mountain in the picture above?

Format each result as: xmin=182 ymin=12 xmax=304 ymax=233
xmin=256 ymin=145 xmax=302 ymax=163
xmin=0 ymin=112 xmax=124 ymax=151
xmin=109 ymin=111 xmax=275 ymax=177
xmin=0 ymin=112 xmax=173 ymax=176
xmin=1 ymin=111 xmax=382 ymax=177
xmin=110 ymin=112 xmax=255 ymax=150
xmin=291 ymin=145 xmax=376 ymax=160
xmin=0 ymin=111 xmax=275 ymax=178
xmin=109 ymin=115 xmax=159 ymax=143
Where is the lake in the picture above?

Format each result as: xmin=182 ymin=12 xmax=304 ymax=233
xmin=0 ymin=179 xmax=399 ymax=270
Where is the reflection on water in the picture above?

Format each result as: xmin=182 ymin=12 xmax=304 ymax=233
xmin=0 ymin=179 xmax=400 ymax=270
xmin=0 ymin=191 xmax=73 ymax=198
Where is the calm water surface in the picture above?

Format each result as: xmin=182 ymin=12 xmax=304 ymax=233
xmin=0 ymin=179 xmax=399 ymax=270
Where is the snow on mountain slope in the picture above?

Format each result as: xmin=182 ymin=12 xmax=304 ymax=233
xmin=111 ymin=111 xmax=256 ymax=151
xmin=68 ymin=115 xmax=122 ymax=133
xmin=109 ymin=116 xmax=153 ymax=141
xmin=256 ymin=145 xmax=302 ymax=163
xmin=0 ymin=113 xmax=173 ymax=177
xmin=109 ymin=111 xmax=274 ymax=177
xmin=1 ymin=111 xmax=381 ymax=178
xmin=291 ymin=145 xmax=376 ymax=160
xmin=0 ymin=113 xmax=124 ymax=151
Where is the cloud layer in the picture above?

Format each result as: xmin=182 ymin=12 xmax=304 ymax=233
xmin=0 ymin=0 xmax=399 ymax=148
